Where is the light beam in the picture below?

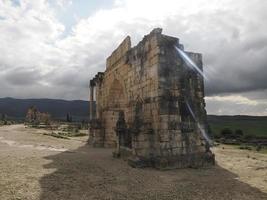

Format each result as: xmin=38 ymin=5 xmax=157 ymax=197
xmin=185 ymin=100 xmax=212 ymax=145
xmin=175 ymin=46 xmax=207 ymax=80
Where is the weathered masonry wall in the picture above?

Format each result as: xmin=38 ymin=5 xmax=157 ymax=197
xmin=89 ymin=28 xmax=214 ymax=169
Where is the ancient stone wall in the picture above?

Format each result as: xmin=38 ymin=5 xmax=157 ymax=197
xmin=89 ymin=28 xmax=214 ymax=168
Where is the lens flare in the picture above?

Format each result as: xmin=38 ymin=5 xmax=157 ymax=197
xmin=185 ymin=100 xmax=212 ymax=145
xmin=185 ymin=101 xmax=196 ymax=120
xmin=197 ymin=123 xmax=212 ymax=145
xmin=175 ymin=46 xmax=207 ymax=80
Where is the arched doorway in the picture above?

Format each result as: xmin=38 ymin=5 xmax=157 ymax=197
xmin=108 ymin=79 xmax=125 ymax=109
xmin=103 ymin=79 xmax=128 ymax=147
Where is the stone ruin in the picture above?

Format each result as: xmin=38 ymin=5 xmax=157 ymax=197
xmin=89 ymin=28 xmax=215 ymax=169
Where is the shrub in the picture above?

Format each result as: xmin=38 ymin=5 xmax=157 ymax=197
xmin=256 ymin=145 xmax=262 ymax=151
xmin=235 ymin=129 xmax=244 ymax=138
xmin=220 ymin=128 xmax=233 ymax=139
xmin=244 ymin=134 xmax=254 ymax=141
xmin=239 ymin=145 xmax=252 ymax=150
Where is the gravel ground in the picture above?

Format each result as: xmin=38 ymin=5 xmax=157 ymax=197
xmin=0 ymin=125 xmax=266 ymax=200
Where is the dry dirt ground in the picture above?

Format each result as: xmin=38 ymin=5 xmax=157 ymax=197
xmin=0 ymin=125 xmax=266 ymax=200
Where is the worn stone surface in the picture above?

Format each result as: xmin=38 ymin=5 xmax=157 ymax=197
xmin=89 ymin=28 xmax=214 ymax=169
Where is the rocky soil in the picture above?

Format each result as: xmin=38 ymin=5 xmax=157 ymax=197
xmin=0 ymin=125 xmax=266 ymax=200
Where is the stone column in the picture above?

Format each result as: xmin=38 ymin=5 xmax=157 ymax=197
xmin=89 ymin=83 xmax=94 ymax=121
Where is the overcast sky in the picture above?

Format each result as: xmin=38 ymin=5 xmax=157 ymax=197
xmin=0 ymin=0 xmax=267 ymax=115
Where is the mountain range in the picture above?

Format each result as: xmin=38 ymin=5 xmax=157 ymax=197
xmin=1 ymin=98 xmax=266 ymax=134
xmin=0 ymin=97 xmax=91 ymax=121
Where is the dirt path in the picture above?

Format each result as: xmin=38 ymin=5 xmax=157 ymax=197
xmin=0 ymin=125 xmax=266 ymax=200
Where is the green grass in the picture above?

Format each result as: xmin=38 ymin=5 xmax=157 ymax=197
xmin=43 ymin=132 xmax=69 ymax=139
xmin=58 ymin=131 xmax=87 ymax=137
xmin=43 ymin=131 xmax=87 ymax=139
xmin=208 ymin=115 xmax=267 ymax=137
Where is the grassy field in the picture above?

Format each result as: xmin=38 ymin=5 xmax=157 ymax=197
xmin=208 ymin=115 xmax=267 ymax=138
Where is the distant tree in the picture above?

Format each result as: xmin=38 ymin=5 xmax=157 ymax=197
xmin=1 ymin=113 xmax=7 ymax=125
xmin=66 ymin=113 xmax=72 ymax=122
xmin=1 ymin=113 xmax=5 ymax=121
xmin=235 ymin=129 xmax=244 ymax=138
xmin=244 ymin=134 xmax=254 ymax=141
xmin=256 ymin=144 xmax=262 ymax=152
xmin=207 ymin=124 xmax=213 ymax=139
xmin=81 ymin=119 xmax=88 ymax=129
xmin=220 ymin=128 xmax=233 ymax=139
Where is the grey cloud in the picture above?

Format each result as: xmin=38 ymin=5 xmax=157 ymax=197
xmin=154 ymin=1 xmax=267 ymax=98
xmin=242 ymin=36 xmax=267 ymax=52
xmin=45 ymin=67 xmax=91 ymax=88
xmin=0 ymin=82 xmax=88 ymax=100
xmin=204 ymin=45 xmax=267 ymax=96
xmin=0 ymin=0 xmax=267 ymax=117
xmin=241 ymin=90 xmax=267 ymax=101
xmin=206 ymin=97 xmax=267 ymax=116
xmin=3 ymin=67 xmax=43 ymax=86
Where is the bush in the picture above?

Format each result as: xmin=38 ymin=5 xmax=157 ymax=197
xmin=256 ymin=145 xmax=262 ymax=151
xmin=239 ymin=145 xmax=252 ymax=150
xmin=235 ymin=129 xmax=244 ymax=138
xmin=243 ymin=134 xmax=254 ymax=141
xmin=220 ymin=128 xmax=233 ymax=139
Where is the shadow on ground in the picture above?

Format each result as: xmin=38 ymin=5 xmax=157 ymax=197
xmin=39 ymin=144 xmax=267 ymax=200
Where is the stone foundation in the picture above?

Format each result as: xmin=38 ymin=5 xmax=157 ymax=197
xmin=128 ymin=151 xmax=215 ymax=169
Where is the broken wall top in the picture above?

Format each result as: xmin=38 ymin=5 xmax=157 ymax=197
xmin=98 ymin=28 xmax=202 ymax=80
xmin=106 ymin=36 xmax=131 ymax=70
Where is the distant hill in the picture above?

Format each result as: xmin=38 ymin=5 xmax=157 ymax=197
xmin=208 ymin=115 xmax=267 ymax=137
xmin=0 ymin=97 xmax=93 ymax=121
xmin=1 ymin=98 xmax=266 ymax=134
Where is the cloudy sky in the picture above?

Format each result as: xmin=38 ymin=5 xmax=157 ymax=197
xmin=0 ymin=0 xmax=267 ymax=115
